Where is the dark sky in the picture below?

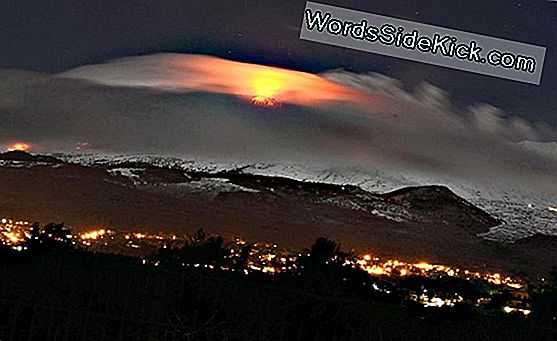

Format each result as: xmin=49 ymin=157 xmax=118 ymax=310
xmin=0 ymin=0 xmax=555 ymax=125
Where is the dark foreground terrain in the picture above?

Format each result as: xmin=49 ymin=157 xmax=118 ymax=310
xmin=2 ymin=234 xmax=557 ymax=341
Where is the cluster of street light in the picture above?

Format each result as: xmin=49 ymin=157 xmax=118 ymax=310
xmin=0 ymin=217 xmax=532 ymax=315
xmin=351 ymin=255 xmax=524 ymax=289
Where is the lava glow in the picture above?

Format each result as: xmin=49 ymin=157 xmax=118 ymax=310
xmin=61 ymin=54 xmax=376 ymax=108
xmin=170 ymin=55 xmax=370 ymax=107
xmin=7 ymin=142 xmax=31 ymax=152
xmin=251 ymin=95 xmax=280 ymax=108
xmin=252 ymin=70 xmax=284 ymax=98
xmin=250 ymin=71 xmax=282 ymax=107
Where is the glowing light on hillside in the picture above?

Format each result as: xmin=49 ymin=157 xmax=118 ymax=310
xmin=0 ymin=218 xmax=31 ymax=246
xmin=354 ymin=255 xmax=524 ymax=289
xmin=80 ymin=229 xmax=109 ymax=240
xmin=3 ymin=231 xmax=22 ymax=244
xmin=1 ymin=214 xmax=528 ymax=303
xmin=7 ymin=142 xmax=31 ymax=152
xmin=503 ymin=306 xmax=531 ymax=316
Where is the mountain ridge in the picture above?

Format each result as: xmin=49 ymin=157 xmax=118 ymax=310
xmin=0 ymin=151 xmax=555 ymax=276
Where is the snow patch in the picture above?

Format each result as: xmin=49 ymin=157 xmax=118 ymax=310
xmin=107 ymin=168 xmax=144 ymax=185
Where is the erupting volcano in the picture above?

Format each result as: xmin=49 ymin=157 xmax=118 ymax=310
xmin=59 ymin=54 xmax=373 ymax=109
xmin=249 ymin=70 xmax=284 ymax=108
xmin=251 ymin=95 xmax=281 ymax=108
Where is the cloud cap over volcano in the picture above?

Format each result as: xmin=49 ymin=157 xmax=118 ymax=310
xmin=0 ymin=53 xmax=556 ymax=202
xmin=58 ymin=54 xmax=379 ymax=108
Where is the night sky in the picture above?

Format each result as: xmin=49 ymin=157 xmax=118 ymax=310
xmin=0 ymin=0 xmax=555 ymax=126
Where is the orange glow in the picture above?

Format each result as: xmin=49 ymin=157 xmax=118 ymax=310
xmin=7 ymin=142 xmax=31 ymax=152
xmin=63 ymin=54 xmax=389 ymax=110
xmin=80 ymin=229 xmax=107 ymax=240
xmin=251 ymin=70 xmax=284 ymax=98
xmin=169 ymin=55 xmax=374 ymax=107
xmin=354 ymin=255 xmax=524 ymax=289
xmin=251 ymin=95 xmax=280 ymax=108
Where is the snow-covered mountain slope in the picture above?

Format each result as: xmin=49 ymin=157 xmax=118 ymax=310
xmin=56 ymin=152 xmax=557 ymax=242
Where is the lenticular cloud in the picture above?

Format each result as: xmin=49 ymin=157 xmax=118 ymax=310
xmin=58 ymin=53 xmax=378 ymax=108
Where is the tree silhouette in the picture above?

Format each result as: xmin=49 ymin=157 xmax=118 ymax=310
xmin=533 ymin=267 xmax=557 ymax=327
xmin=296 ymin=237 xmax=350 ymax=279
xmin=152 ymin=229 xmax=231 ymax=268
xmin=235 ymin=243 xmax=252 ymax=271
xmin=25 ymin=222 xmax=73 ymax=250
xmin=311 ymin=237 xmax=340 ymax=263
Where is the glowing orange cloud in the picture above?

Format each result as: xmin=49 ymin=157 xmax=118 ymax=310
xmin=61 ymin=54 xmax=378 ymax=108
xmin=175 ymin=55 xmax=370 ymax=107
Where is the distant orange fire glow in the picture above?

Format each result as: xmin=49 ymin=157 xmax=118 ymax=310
xmin=7 ymin=142 xmax=31 ymax=152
